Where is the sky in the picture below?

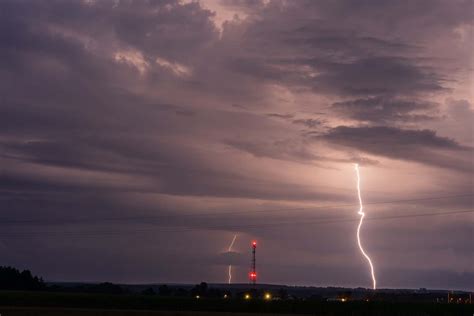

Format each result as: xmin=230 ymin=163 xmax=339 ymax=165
xmin=0 ymin=0 xmax=473 ymax=290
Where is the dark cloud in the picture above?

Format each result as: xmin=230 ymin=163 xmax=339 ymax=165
xmin=0 ymin=0 xmax=471 ymax=289
xmin=266 ymin=114 xmax=323 ymax=129
xmin=292 ymin=118 xmax=322 ymax=128
xmin=283 ymin=32 xmax=417 ymax=58
xmin=219 ymin=0 xmax=267 ymax=12
xmin=321 ymin=126 xmax=472 ymax=171
xmin=310 ymin=0 xmax=474 ymax=35
xmin=309 ymin=57 xmax=445 ymax=96
xmin=216 ymin=1 xmax=453 ymax=100
xmin=2 ymin=137 xmax=346 ymax=201
xmin=266 ymin=113 xmax=294 ymax=119
xmin=221 ymin=49 xmax=444 ymax=98
xmin=226 ymin=138 xmax=319 ymax=163
xmin=331 ymin=97 xmax=440 ymax=124
xmin=225 ymin=138 xmax=377 ymax=167
xmin=324 ymin=126 xmax=462 ymax=150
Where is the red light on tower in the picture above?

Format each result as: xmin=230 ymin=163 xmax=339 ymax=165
xmin=249 ymin=272 xmax=257 ymax=281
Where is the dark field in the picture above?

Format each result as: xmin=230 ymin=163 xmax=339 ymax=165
xmin=1 ymin=291 xmax=473 ymax=316
xmin=0 ymin=307 xmax=299 ymax=316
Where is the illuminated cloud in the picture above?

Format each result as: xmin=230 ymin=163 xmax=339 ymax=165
xmin=0 ymin=0 xmax=472 ymax=289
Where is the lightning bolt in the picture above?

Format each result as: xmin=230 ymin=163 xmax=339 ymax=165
xmin=354 ymin=163 xmax=377 ymax=290
xmin=227 ymin=234 xmax=238 ymax=284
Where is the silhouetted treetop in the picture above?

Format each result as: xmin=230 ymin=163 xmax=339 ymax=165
xmin=0 ymin=266 xmax=45 ymax=291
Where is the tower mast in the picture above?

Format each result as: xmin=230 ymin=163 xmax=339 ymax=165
xmin=249 ymin=241 xmax=257 ymax=286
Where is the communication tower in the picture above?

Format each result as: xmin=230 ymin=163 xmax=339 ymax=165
xmin=249 ymin=241 xmax=257 ymax=285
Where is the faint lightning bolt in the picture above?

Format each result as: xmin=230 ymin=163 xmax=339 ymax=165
xmin=227 ymin=234 xmax=238 ymax=284
xmin=354 ymin=163 xmax=377 ymax=290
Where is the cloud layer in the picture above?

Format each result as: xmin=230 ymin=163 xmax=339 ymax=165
xmin=0 ymin=0 xmax=472 ymax=290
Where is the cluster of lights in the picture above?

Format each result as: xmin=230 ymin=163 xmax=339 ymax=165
xmin=196 ymin=292 xmax=273 ymax=301
xmin=242 ymin=293 xmax=272 ymax=300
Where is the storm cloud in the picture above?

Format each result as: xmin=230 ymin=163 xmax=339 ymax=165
xmin=0 ymin=0 xmax=472 ymax=290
